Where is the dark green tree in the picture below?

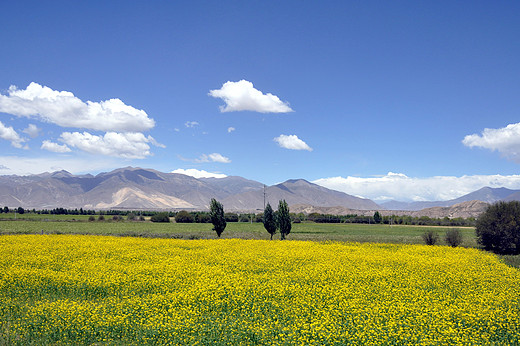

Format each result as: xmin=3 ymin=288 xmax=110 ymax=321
xmin=150 ymin=212 xmax=170 ymax=223
xmin=175 ymin=210 xmax=194 ymax=223
xmin=476 ymin=201 xmax=520 ymax=255
xmin=277 ymin=200 xmax=292 ymax=240
xmin=263 ymin=203 xmax=277 ymax=240
xmin=210 ymin=198 xmax=226 ymax=237
xmin=17 ymin=207 xmax=25 ymax=214
xmin=373 ymin=211 xmax=382 ymax=224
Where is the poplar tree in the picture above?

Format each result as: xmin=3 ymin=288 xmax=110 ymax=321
xmin=263 ymin=202 xmax=277 ymax=240
xmin=277 ymin=200 xmax=291 ymax=240
xmin=209 ymin=198 xmax=226 ymax=237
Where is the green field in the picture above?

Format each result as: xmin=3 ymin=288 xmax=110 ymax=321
xmin=0 ymin=219 xmax=477 ymax=245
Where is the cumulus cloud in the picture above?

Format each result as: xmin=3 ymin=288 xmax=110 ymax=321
xmin=41 ymin=140 xmax=72 ymax=153
xmin=194 ymin=153 xmax=231 ymax=163
xmin=274 ymin=134 xmax=312 ymax=151
xmin=314 ymin=172 xmax=520 ymax=202
xmin=23 ymin=124 xmax=41 ymax=138
xmin=0 ymin=121 xmax=26 ymax=148
xmin=463 ymin=122 xmax=520 ymax=162
xmin=0 ymin=82 xmax=155 ymax=132
xmin=171 ymin=168 xmax=227 ymax=179
xmin=209 ymin=80 xmax=293 ymax=113
xmin=185 ymin=121 xmax=199 ymax=128
xmin=57 ymin=131 xmax=163 ymax=159
xmin=228 ymin=127 xmax=235 ymax=133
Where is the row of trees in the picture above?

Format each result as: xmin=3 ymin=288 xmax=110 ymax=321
xmin=263 ymin=200 xmax=292 ymax=240
xmin=206 ymin=199 xmax=293 ymax=240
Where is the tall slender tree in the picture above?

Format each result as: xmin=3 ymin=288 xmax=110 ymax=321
xmin=263 ymin=202 xmax=277 ymax=240
xmin=209 ymin=198 xmax=226 ymax=237
xmin=277 ymin=199 xmax=291 ymax=240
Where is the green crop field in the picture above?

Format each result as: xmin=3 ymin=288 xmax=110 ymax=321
xmin=0 ymin=219 xmax=478 ymax=247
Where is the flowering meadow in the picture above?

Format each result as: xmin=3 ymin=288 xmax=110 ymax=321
xmin=1 ymin=235 xmax=519 ymax=345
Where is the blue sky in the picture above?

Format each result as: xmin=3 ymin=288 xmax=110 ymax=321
xmin=1 ymin=1 xmax=520 ymax=202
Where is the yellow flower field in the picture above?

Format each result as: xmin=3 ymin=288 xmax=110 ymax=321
xmin=0 ymin=235 xmax=519 ymax=345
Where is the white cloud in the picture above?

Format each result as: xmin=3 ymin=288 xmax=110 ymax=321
xmin=209 ymin=80 xmax=293 ymax=113
xmin=274 ymin=134 xmax=312 ymax=151
xmin=171 ymin=168 xmax=227 ymax=179
xmin=23 ymin=124 xmax=41 ymax=138
xmin=195 ymin=153 xmax=231 ymax=163
xmin=228 ymin=127 xmax=235 ymax=133
xmin=41 ymin=140 xmax=71 ymax=153
xmin=0 ymin=121 xmax=26 ymax=148
xmin=0 ymin=82 xmax=155 ymax=132
xmin=185 ymin=121 xmax=199 ymax=128
xmin=0 ymin=156 xmax=121 ymax=176
xmin=58 ymin=131 xmax=162 ymax=159
xmin=314 ymin=172 xmax=520 ymax=202
xmin=463 ymin=122 xmax=520 ymax=162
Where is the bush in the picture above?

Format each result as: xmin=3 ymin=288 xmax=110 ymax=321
xmin=476 ymin=201 xmax=520 ymax=255
xmin=88 ymin=215 xmax=96 ymax=222
xmin=175 ymin=210 xmax=194 ymax=223
xmin=445 ymin=229 xmax=463 ymax=247
xmin=127 ymin=213 xmax=136 ymax=221
xmin=150 ymin=213 xmax=171 ymax=223
xmin=98 ymin=215 xmax=105 ymax=221
xmin=422 ymin=230 xmax=439 ymax=245
xmin=112 ymin=215 xmax=123 ymax=221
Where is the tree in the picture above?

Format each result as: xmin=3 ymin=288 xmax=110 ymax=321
xmin=175 ymin=210 xmax=194 ymax=223
xmin=210 ymin=198 xmax=226 ymax=237
xmin=476 ymin=201 xmax=520 ymax=255
xmin=373 ymin=211 xmax=382 ymax=224
xmin=150 ymin=212 xmax=170 ymax=223
xmin=277 ymin=200 xmax=292 ymax=240
xmin=263 ymin=203 xmax=277 ymax=240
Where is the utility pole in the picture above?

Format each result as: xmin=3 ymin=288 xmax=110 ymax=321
xmin=263 ymin=184 xmax=266 ymax=209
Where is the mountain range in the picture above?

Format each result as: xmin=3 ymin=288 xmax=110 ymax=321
xmin=0 ymin=167 xmax=518 ymax=216
xmin=0 ymin=167 xmax=377 ymax=211
xmin=380 ymin=187 xmax=520 ymax=211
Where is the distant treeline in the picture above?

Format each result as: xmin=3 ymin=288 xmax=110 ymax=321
xmin=0 ymin=207 xmax=476 ymax=227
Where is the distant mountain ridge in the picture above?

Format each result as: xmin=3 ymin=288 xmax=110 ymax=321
xmin=380 ymin=187 xmax=520 ymax=211
xmin=0 ymin=167 xmax=378 ymax=211
xmin=0 ymin=168 xmax=518 ymax=217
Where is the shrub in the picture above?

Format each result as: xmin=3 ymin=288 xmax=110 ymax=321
xmin=422 ymin=230 xmax=439 ymax=245
xmin=476 ymin=201 xmax=520 ymax=255
xmin=127 ymin=213 xmax=136 ymax=221
xmin=112 ymin=215 xmax=123 ymax=222
xmin=175 ymin=210 xmax=194 ymax=223
xmin=88 ymin=216 xmax=96 ymax=222
xmin=98 ymin=215 xmax=105 ymax=221
xmin=445 ymin=229 xmax=463 ymax=247
xmin=150 ymin=213 xmax=171 ymax=223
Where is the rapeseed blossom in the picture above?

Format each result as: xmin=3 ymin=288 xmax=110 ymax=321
xmin=0 ymin=235 xmax=519 ymax=345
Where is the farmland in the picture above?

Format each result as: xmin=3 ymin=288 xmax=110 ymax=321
xmin=1 ymin=235 xmax=520 ymax=345
xmin=1 ymin=217 xmax=519 ymax=344
xmin=0 ymin=217 xmax=478 ymax=247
